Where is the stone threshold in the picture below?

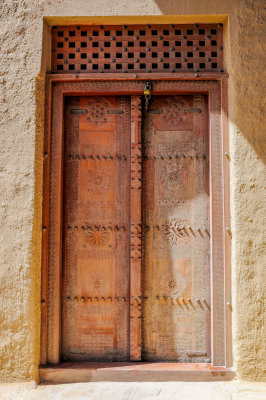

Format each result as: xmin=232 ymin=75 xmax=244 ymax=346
xmin=39 ymin=362 xmax=235 ymax=383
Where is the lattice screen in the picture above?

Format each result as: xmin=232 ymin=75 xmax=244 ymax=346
xmin=52 ymin=24 xmax=223 ymax=74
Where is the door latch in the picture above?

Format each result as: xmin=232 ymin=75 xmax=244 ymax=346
xmin=144 ymin=81 xmax=152 ymax=112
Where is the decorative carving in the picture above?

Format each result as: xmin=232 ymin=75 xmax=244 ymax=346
xmin=160 ymin=164 xmax=185 ymax=189
xmin=161 ymin=96 xmax=189 ymax=124
xmin=158 ymin=270 xmax=187 ymax=296
xmin=130 ymin=96 xmax=142 ymax=361
xmin=162 ymin=218 xmax=189 ymax=245
xmin=84 ymin=225 xmax=111 ymax=247
xmin=86 ymin=100 xmax=108 ymax=124
xmin=87 ymin=166 xmax=112 ymax=189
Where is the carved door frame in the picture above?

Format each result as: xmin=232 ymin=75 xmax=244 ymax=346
xmin=41 ymin=75 xmax=231 ymax=368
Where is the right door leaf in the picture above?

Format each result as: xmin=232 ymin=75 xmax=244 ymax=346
xmin=142 ymin=95 xmax=211 ymax=362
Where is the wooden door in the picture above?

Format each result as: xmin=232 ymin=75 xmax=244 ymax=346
xmin=62 ymin=96 xmax=131 ymax=361
xmin=142 ymin=95 xmax=211 ymax=362
xmin=61 ymin=93 xmax=210 ymax=363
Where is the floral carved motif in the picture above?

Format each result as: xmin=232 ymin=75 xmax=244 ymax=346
xmin=87 ymin=166 xmax=112 ymax=190
xmin=84 ymin=226 xmax=111 ymax=247
xmin=162 ymin=218 xmax=189 ymax=245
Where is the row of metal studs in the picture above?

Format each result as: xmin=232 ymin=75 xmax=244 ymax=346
xmin=67 ymin=154 xmax=209 ymax=160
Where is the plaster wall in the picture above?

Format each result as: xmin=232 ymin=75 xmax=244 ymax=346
xmin=0 ymin=0 xmax=265 ymax=383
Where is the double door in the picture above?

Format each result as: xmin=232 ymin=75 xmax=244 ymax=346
xmin=62 ymin=94 xmax=210 ymax=363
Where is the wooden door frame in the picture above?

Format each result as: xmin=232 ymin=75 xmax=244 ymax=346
xmin=40 ymin=74 xmax=231 ymax=369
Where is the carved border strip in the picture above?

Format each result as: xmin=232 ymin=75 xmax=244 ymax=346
xmin=130 ymin=96 xmax=142 ymax=361
xmin=41 ymin=77 xmax=230 ymax=367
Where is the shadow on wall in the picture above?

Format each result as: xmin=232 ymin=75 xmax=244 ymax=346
xmin=152 ymin=0 xmax=266 ymax=163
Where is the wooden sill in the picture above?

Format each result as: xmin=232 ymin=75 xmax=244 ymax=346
xmin=39 ymin=362 xmax=235 ymax=383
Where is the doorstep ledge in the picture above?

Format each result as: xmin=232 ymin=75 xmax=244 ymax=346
xmin=39 ymin=362 xmax=236 ymax=383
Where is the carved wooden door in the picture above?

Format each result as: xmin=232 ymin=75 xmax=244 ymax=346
xmin=62 ymin=96 xmax=132 ymax=361
xmin=61 ymin=94 xmax=210 ymax=363
xmin=142 ymin=95 xmax=211 ymax=362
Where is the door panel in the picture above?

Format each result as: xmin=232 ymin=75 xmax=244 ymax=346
xmin=142 ymin=95 xmax=211 ymax=362
xmin=62 ymin=96 xmax=131 ymax=361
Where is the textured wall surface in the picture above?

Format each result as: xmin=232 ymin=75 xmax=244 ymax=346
xmin=0 ymin=0 xmax=265 ymax=383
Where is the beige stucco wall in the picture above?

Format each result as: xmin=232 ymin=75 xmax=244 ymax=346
xmin=0 ymin=0 xmax=265 ymax=383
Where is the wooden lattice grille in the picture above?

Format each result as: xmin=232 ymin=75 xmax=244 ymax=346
xmin=52 ymin=24 xmax=223 ymax=74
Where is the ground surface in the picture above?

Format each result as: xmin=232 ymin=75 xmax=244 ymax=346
xmin=0 ymin=381 xmax=266 ymax=400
